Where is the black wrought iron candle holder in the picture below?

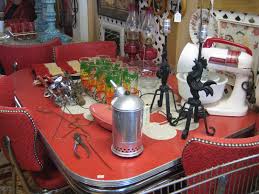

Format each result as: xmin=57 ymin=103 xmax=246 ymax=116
xmin=149 ymin=19 xmax=176 ymax=122
xmin=170 ymin=57 xmax=216 ymax=139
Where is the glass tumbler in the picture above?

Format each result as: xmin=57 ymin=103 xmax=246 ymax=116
xmin=95 ymin=66 xmax=110 ymax=103
xmin=105 ymin=70 xmax=122 ymax=105
xmin=122 ymin=66 xmax=139 ymax=95
xmin=96 ymin=55 xmax=112 ymax=66
xmin=79 ymin=57 xmax=92 ymax=89
xmin=87 ymin=63 xmax=98 ymax=96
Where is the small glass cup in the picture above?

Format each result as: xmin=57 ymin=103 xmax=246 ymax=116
xmin=105 ymin=70 xmax=122 ymax=105
xmin=10 ymin=23 xmax=20 ymax=40
xmin=79 ymin=57 xmax=94 ymax=90
xmin=95 ymin=66 xmax=110 ymax=102
xmin=111 ymin=62 xmax=122 ymax=72
xmin=96 ymin=55 xmax=112 ymax=61
xmin=20 ymin=22 xmax=28 ymax=39
xmin=27 ymin=21 xmax=35 ymax=39
xmin=139 ymin=64 xmax=159 ymax=89
xmin=95 ymin=55 xmax=112 ymax=66
xmin=87 ymin=64 xmax=98 ymax=96
xmin=122 ymin=66 xmax=139 ymax=95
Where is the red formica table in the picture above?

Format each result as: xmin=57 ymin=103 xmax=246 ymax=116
xmin=11 ymin=69 xmax=256 ymax=193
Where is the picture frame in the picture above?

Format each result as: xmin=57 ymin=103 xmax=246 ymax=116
xmin=97 ymin=0 xmax=132 ymax=21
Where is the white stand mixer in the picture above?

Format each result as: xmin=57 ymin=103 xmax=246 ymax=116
xmin=177 ymin=38 xmax=253 ymax=116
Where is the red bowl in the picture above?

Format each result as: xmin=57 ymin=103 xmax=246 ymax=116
xmin=89 ymin=103 xmax=112 ymax=131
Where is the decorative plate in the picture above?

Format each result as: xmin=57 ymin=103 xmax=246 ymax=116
xmin=189 ymin=9 xmax=218 ymax=44
xmin=89 ymin=103 xmax=112 ymax=131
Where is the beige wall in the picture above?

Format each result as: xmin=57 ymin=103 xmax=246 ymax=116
xmin=204 ymin=0 xmax=259 ymax=15
xmin=167 ymin=0 xmax=198 ymax=70
xmin=87 ymin=0 xmax=98 ymax=41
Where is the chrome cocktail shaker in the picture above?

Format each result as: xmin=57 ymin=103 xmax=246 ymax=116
xmin=111 ymin=81 xmax=144 ymax=157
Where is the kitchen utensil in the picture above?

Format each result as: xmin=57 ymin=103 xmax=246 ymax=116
xmin=177 ymin=70 xmax=228 ymax=104
xmin=111 ymin=82 xmax=144 ymax=158
xmin=177 ymin=38 xmax=253 ymax=116
xmin=73 ymin=133 xmax=90 ymax=159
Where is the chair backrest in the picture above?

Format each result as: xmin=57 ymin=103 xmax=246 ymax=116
xmin=182 ymin=135 xmax=259 ymax=174
xmin=0 ymin=38 xmax=62 ymax=75
xmin=0 ymin=106 xmax=44 ymax=172
xmin=54 ymin=41 xmax=117 ymax=63
xmin=182 ymin=135 xmax=259 ymax=193
xmin=256 ymin=113 xmax=259 ymax=135
xmin=0 ymin=75 xmax=14 ymax=106
xmin=4 ymin=0 xmax=35 ymax=21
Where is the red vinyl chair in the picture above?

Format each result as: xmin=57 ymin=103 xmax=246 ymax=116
xmin=0 ymin=38 xmax=62 ymax=75
xmin=0 ymin=75 xmax=14 ymax=106
xmin=0 ymin=106 xmax=69 ymax=193
xmin=54 ymin=41 xmax=117 ymax=63
xmin=182 ymin=134 xmax=259 ymax=194
xmin=4 ymin=0 xmax=35 ymax=21
xmin=0 ymin=75 xmax=14 ymax=179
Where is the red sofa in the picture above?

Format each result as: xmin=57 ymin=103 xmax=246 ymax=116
xmin=0 ymin=38 xmax=62 ymax=75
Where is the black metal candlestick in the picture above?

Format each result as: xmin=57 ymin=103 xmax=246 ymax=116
xmin=149 ymin=19 xmax=175 ymax=122
xmin=170 ymin=8 xmax=216 ymax=139
xmin=170 ymin=57 xmax=216 ymax=139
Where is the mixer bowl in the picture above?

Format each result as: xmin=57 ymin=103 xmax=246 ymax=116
xmin=176 ymin=72 xmax=228 ymax=104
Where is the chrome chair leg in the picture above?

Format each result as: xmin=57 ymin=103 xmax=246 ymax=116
xmin=3 ymin=136 xmax=72 ymax=194
xmin=3 ymin=136 xmax=32 ymax=194
xmin=0 ymin=149 xmax=11 ymax=169
xmin=12 ymin=168 xmax=16 ymax=194
xmin=41 ymin=185 xmax=71 ymax=194
xmin=53 ymin=163 xmax=84 ymax=194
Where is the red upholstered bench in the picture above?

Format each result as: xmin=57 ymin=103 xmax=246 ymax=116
xmin=54 ymin=41 xmax=117 ymax=63
xmin=0 ymin=38 xmax=62 ymax=75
